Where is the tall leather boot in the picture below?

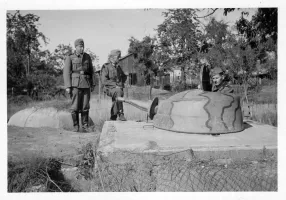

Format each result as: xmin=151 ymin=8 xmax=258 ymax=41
xmin=81 ymin=111 xmax=90 ymax=132
xmin=71 ymin=111 xmax=79 ymax=132
xmin=110 ymin=115 xmax=117 ymax=121
xmin=110 ymin=100 xmax=117 ymax=121
xmin=117 ymin=101 xmax=126 ymax=121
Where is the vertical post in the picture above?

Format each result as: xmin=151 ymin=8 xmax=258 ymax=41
xmin=149 ymin=75 xmax=153 ymax=100
xmin=98 ymin=72 xmax=101 ymax=101
xmin=125 ymin=75 xmax=129 ymax=99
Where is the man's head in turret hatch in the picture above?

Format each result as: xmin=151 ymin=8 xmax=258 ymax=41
xmin=211 ymin=67 xmax=225 ymax=86
xmin=211 ymin=67 xmax=233 ymax=94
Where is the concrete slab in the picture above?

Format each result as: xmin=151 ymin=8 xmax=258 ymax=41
xmin=8 ymin=107 xmax=94 ymax=130
xmin=97 ymin=120 xmax=277 ymax=161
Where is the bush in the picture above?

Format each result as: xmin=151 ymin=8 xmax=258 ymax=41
xmin=8 ymin=156 xmax=76 ymax=192
xmin=249 ymin=103 xmax=277 ymax=126
xmin=171 ymin=80 xmax=185 ymax=92
xmin=163 ymin=84 xmax=171 ymax=91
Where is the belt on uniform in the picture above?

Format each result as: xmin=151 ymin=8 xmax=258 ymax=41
xmin=72 ymin=71 xmax=90 ymax=75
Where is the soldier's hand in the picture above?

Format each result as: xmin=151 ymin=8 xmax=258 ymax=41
xmin=91 ymin=86 xmax=95 ymax=92
xmin=66 ymin=87 xmax=71 ymax=94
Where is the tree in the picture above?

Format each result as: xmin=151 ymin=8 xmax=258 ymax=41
xmin=7 ymin=11 xmax=48 ymax=77
xmin=128 ymin=36 xmax=157 ymax=99
xmin=128 ymin=35 xmax=157 ymax=75
xmin=156 ymin=9 xmax=202 ymax=89
xmin=199 ymin=18 xmax=229 ymax=68
xmin=53 ymin=44 xmax=73 ymax=69
xmin=236 ymin=8 xmax=277 ymax=45
xmin=235 ymin=8 xmax=277 ymax=70
xmin=197 ymin=16 xmax=259 ymax=101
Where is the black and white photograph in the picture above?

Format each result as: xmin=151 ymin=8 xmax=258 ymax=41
xmin=2 ymin=0 xmax=284 ymax=197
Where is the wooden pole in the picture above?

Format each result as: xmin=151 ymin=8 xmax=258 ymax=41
xmin=149 ymin=75 xmax=153 ymax=100
xmin=98 ymin=72 xmax=101 ymax=101
xmin=125 ymin=75 xmax=129 ymax=99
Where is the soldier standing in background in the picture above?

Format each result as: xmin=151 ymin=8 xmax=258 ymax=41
xmin=63 ymin=38 xmax=95 ymax=132
xmin=101 ymin=49 xmax=127 ymax=121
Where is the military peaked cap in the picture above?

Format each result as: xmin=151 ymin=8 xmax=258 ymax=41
xmin=109 ymin=49 xmax=121 ymax=57
xmin=74 ymin=38 xmax=84 ymax=47
xmin=211 ymin=67 xmax=224 ymax=76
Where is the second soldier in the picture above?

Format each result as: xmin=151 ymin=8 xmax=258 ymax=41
xmin=101 ymin=49 xmax=127 ymax=121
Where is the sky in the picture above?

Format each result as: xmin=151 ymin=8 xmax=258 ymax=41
xmin=7 ymin=8 xmax=256 ymax=67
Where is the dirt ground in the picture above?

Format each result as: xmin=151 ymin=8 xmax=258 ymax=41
xmin=8 ymin=126 xmax=99 ymax=164
xmin=7 ymin=86 xmax=170 ymax=163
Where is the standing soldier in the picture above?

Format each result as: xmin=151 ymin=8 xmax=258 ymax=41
xmin=63 ymin=38 xmax=95 ymax=132
xmin=101 ymin=49 xmax=127 ymax=121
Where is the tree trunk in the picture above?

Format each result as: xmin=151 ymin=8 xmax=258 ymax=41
xmin=26 ymin=39 xmax=30 ymax=76
xmin=181 ymin=66 xmax=186 ymax=89
xmin=27 ymin=54 xmax=30 ymax=75
xmin=242 ymin=74 xmax=249 ymax=104
xmin=98 ymin=72 xmax=101 ymax=101
xmin=149 ymin=74 xmax=153 ymax=100
xmin=244 ymin=83 xmax=249 ymax=103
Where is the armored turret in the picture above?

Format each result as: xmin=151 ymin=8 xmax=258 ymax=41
xmin=117 ymin=89 xmax=244 ymax=134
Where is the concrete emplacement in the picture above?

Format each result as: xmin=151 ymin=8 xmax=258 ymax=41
xmin=98 ymin=90 xmax=277 ymax=162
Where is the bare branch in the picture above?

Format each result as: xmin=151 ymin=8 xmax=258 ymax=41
xmin=193 ymin=17 xmax=207 ymax=29
xmin=195 ymin=8 xmax=219 ymax=19
xmin=44 ymin=167 xmax=63 ymax=192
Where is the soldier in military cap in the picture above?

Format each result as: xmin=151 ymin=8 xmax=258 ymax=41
xmin=63 ymin=38 xmax=95 ymax=132
xmin=211 ymin=67 xmax=234 ymax=94
xmin=101 ymin=49 xmax=127 ymax=121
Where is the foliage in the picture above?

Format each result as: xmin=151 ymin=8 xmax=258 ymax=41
xmin=8 ymin=156 xmax=75 ymax=192
xmin=155 ymin=9 xmax=202 ymax=88
xmin=7 ymin=10 xmax=48 ymax=78
xmin=50 ymin=44 xmax=73 ymax=70
xmin=7 ymin=11 xmax=99 ymax=101
xmin=236 ymin=8 xmax=277 ymax=46
xmin=128 ymin=36 xmax=155 ymax=62
xmin=128 ymin=36 xmax=157 ymax=86
xmin=199 ymin=18 xmax=229 ymax=68
xmin=198 ymin=8 xmax=277 ymax=101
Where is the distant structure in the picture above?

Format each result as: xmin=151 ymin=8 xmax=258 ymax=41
xmin=118 ymin=53 xmax=165 ymax=88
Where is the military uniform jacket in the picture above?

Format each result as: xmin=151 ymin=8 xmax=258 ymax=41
xmin=101 ymin=62 xmax=127 ymax=89
xmin=63 ymin=52 xmax=95 ymax=89
xmin=212 ymin=81 xmax=234 ymax=94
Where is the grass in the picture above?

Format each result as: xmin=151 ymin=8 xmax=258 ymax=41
xmin=8 ymin=88 xmax=277 ymax=192
xmin=249 ymin=104 xmax=277 ymax=126
xmin=8 ymin=140 xmax=277 ymax=192
xmin=8 ymin=84 xmax=277 ymax=129
xmin=234 ymin=81 xmax=277 ymax=126
xmin=7 ymin=85 xmax=277 ymax=192
xmin=8 ymin=156 xmax=76 ymax=192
